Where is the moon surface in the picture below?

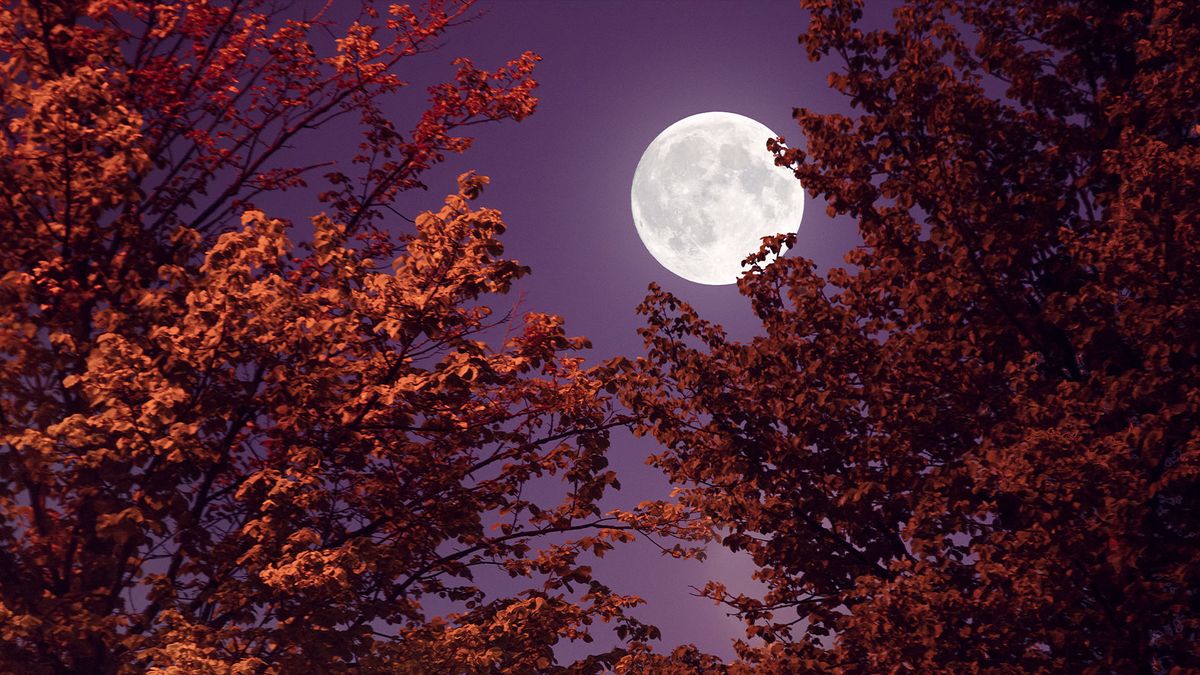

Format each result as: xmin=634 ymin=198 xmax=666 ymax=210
xmin=631 ymin=112 xmax=805 ymax=285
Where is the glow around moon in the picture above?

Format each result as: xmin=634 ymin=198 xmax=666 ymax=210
xmin=631 ymin=112 xmax=805 ymax=285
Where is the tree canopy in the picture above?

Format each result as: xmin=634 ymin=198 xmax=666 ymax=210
xmin=622 ymin=0 xmax=1200 ymax=671
xmin=0 ymin=1 xmax=654 ymax=671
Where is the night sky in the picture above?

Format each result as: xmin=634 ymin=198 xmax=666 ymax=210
xmin=287 ymin=0 xmax=870 ymax=658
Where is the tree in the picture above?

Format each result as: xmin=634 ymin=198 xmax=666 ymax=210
xmin=622 ymin=0 xmax=1200 ymax=671
xmin=0 ymin=1 xmax=651 ymax=671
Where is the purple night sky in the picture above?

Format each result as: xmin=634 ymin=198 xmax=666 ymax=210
xmin=278 ymin=0 xmax=871 ymax=659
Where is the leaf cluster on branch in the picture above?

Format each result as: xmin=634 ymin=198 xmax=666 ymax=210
xmin=621 ymin=0 xmax=1200 ymax=671
xmin=0 ymin=1 xmax=656 ymax=671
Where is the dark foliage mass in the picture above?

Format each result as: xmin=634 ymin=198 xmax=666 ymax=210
xmin=621 ymin=0 xmax=1200 ymax=672
xmin=0 ymin=1 xmax=653 ymax=671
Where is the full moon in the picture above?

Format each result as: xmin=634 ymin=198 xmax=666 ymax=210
xmin=631 ymin=112 xmax=805 ymax=285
